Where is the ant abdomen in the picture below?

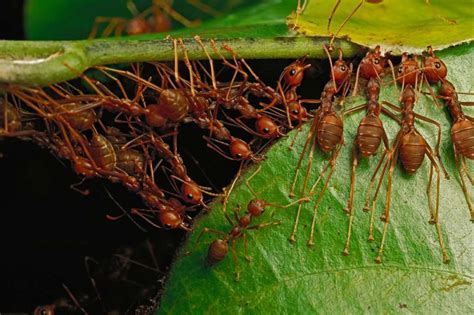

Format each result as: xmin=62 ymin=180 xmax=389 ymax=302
xmin=158 ymin=89 xmax=190 ymax=122
xmin=399 ymin=132 xmax=426 ymax=174
xmin=316 ymin=113 xmax=344 ymax=152
xmin=116 ymin=149 xmax=145 ymax=176
xmin=452 ymin=120 xmax=474 ymax=159
xmin=62 ymin=107 xmax=97 ymax=131
xmin=356 ymin=115 xmax=384 ymax=157
xmin=207 ymin=239 xmax=229 ymax=265
xmin=89 ymin=134 xmax=117 ymax=171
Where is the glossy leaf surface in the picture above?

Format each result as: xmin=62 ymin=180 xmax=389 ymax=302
xmin=159 ymin=43 xmax=474 ymax=313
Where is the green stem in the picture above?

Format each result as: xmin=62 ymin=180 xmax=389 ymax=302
xmin=0 ymin=36 xmax=360 ymax=87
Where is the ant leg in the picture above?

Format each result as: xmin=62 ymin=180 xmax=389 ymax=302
xmin=328 ymin=0 xmax=364 ymax=50
xmin=70 ymin=178 xmax=90 ymax=196
xmin=84 ymin=256 xmax=107 ymax=313
xmin=374 ymin=149 xmax=398 ymax=263
xmin=367 ymin=153 xmax=390 ymax=241
xmin=413 ymin=115 xmax=449 ymax=179
xmin=352 ymin=63 xmax=362 ymax=96
xmin=342 ymin=143 xmax=359 ymax=255
xmin=62 ymin=283 xmax=88 ymax=315
xmin=461 ymin=156 xmax=474 ymax=185
xmin=289 ymin=126 xmax=318 ymax=242
xmin=426 ymin=164 xmax=436 ymax=223
xmin=187 ymin=0 xmax=221 ymax=17
xmin=327 ymin=0 xmax=342 ymax=34
xmin=243 ymin=234 xmax=251 ymax=262
xmin=289 ymin=118 xmax=317 ymax=197
xmin=245 ymin=165 xmax=262 ymax=198
xmin=425 ymin=146 xmax=449 ymax=263
xmin=307 ymin=145 xmax=342 ymax=246
xmin=247 ymin=220 xmax=283 ymax=230
xmin=231 ymin=239 xmax=240 ymax=281
xmin=386 ymin=59 xmax=400 ymax=95
xmin=156 ymin=0 xmax=201 ymax=27
xmin=194 ymin=228 xmax=228 ymax=253
xmin=455 ymin=153 xmax=474 ymax=221
xmin=422 ymin=76 xmax=442 ymax=108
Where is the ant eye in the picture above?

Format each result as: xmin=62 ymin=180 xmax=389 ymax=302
xmin=187 ymin=193 xmax=194 ymax=199
xmin=374 ymin=58 xmax=379 ymax=64
xmin=340 ymin=65 xmax=347 ymax=71
xmin=292 ymin=109 xmax=299 ymax=114
xmin=435 ymin=62 xmax=441 ymax=69
xmin=290 ymin=69 xmax=296 ymax=76
xmin=263 ymin=127 xmax=269 ymax=133
xmin=398 ymin=67 xmax=403 ymax=73
xmin=236 ymin=153 xmax=242 ymax=158
xmin=164 ymin=224 xmax=171 ymax=229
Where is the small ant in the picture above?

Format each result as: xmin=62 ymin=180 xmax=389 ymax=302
xmin=289 ymin=45 xmax=352 ymax=245
xmin=365 ymin=85 xmax=449 ymax=264
xmin=195 ymin=166 xmax=309 ymax=280
xmin=88 ymin=0 xmax=201 ymax=39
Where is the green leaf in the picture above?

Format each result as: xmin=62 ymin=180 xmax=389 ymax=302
xmin=0 ymin=0 xmax=359 ymax=87
xmin=158 ymin=43 xmax=474 ymax=313
xmin=287 ymin=0 xmax=474 ymax=51
xmin=25 ymin=0 xmax=286 ymax=40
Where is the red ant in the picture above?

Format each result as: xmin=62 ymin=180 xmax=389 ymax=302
xmin=195 ymin=166 xmax=308 ymax=280
xmin=341 ymin=77 xmax=403 ymax=255
xmin=88 ymin=0 xmax=201 ymax=39
xmin=365 ymin=85 xmax=449 ymax=264
xmin=437 ymin=79 xmax=474 ymax=221
xmin=289 ymin=45 xmax=352 ymax=245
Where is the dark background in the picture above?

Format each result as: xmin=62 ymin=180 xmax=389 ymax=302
xmin=0 ymin=1 xmax=325 ymax=312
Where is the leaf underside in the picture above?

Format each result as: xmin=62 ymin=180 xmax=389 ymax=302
xmin=158 ymin=43 xmax=474 ymax=314
xmin=287 ymin=0 xmax=474 ymax=52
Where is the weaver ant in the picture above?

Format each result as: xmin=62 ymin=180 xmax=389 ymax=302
xmin=196 ymin=166 xmax=308 ymax=280
xmin=365 ymin=85 xmax=449 ymax=264
xmin=289 ymin=45 xmax=352 ymax=245
xmin=88 ymin=0 xmax=202 ymax=39
xmin=437 ymin=79 xmax=474 ymax=221
xmin=341 ymin=77 xmax=403 ymax=255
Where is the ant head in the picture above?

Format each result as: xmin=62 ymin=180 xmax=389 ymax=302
xmin=439 ymin=80 xmax=456 ymax=98
xmin=396 ymin=53 xmax=420 ymax=85
xmin=126 ymin=17 xmax=151 ymax=35
xmin=207 ymin=239 xmax=229 ymax=265
xmin=229 ymin=138 xmax=252 ymax=160
xmin=360 ymin=45 xmax=386 ymax=79
xmin=333 ymin=51 xmax=351 ymax=85
xmin=401 ymin=85 xmax=417 ymax=104
xmin=181 ymin=180 xmax=203 ymax=205
xmin=282 ymin=57 xmax=310 ymax=87
xmin=145 ymin=104 xmax=167 ymax=127
xmin=255 ymin=116 xmax=278 ymax=138
xmin=159 ymin=211 xmax=183 ymax=229
xmin=247 ymin=199 xmax=266 ymax=216
xmin=288 ymin=101 xmax=308 ymax=121
xmin=423 ymin=48 xmax=447 ymax=84
xmin=34 ymin=305 xmax=55 ymax=315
